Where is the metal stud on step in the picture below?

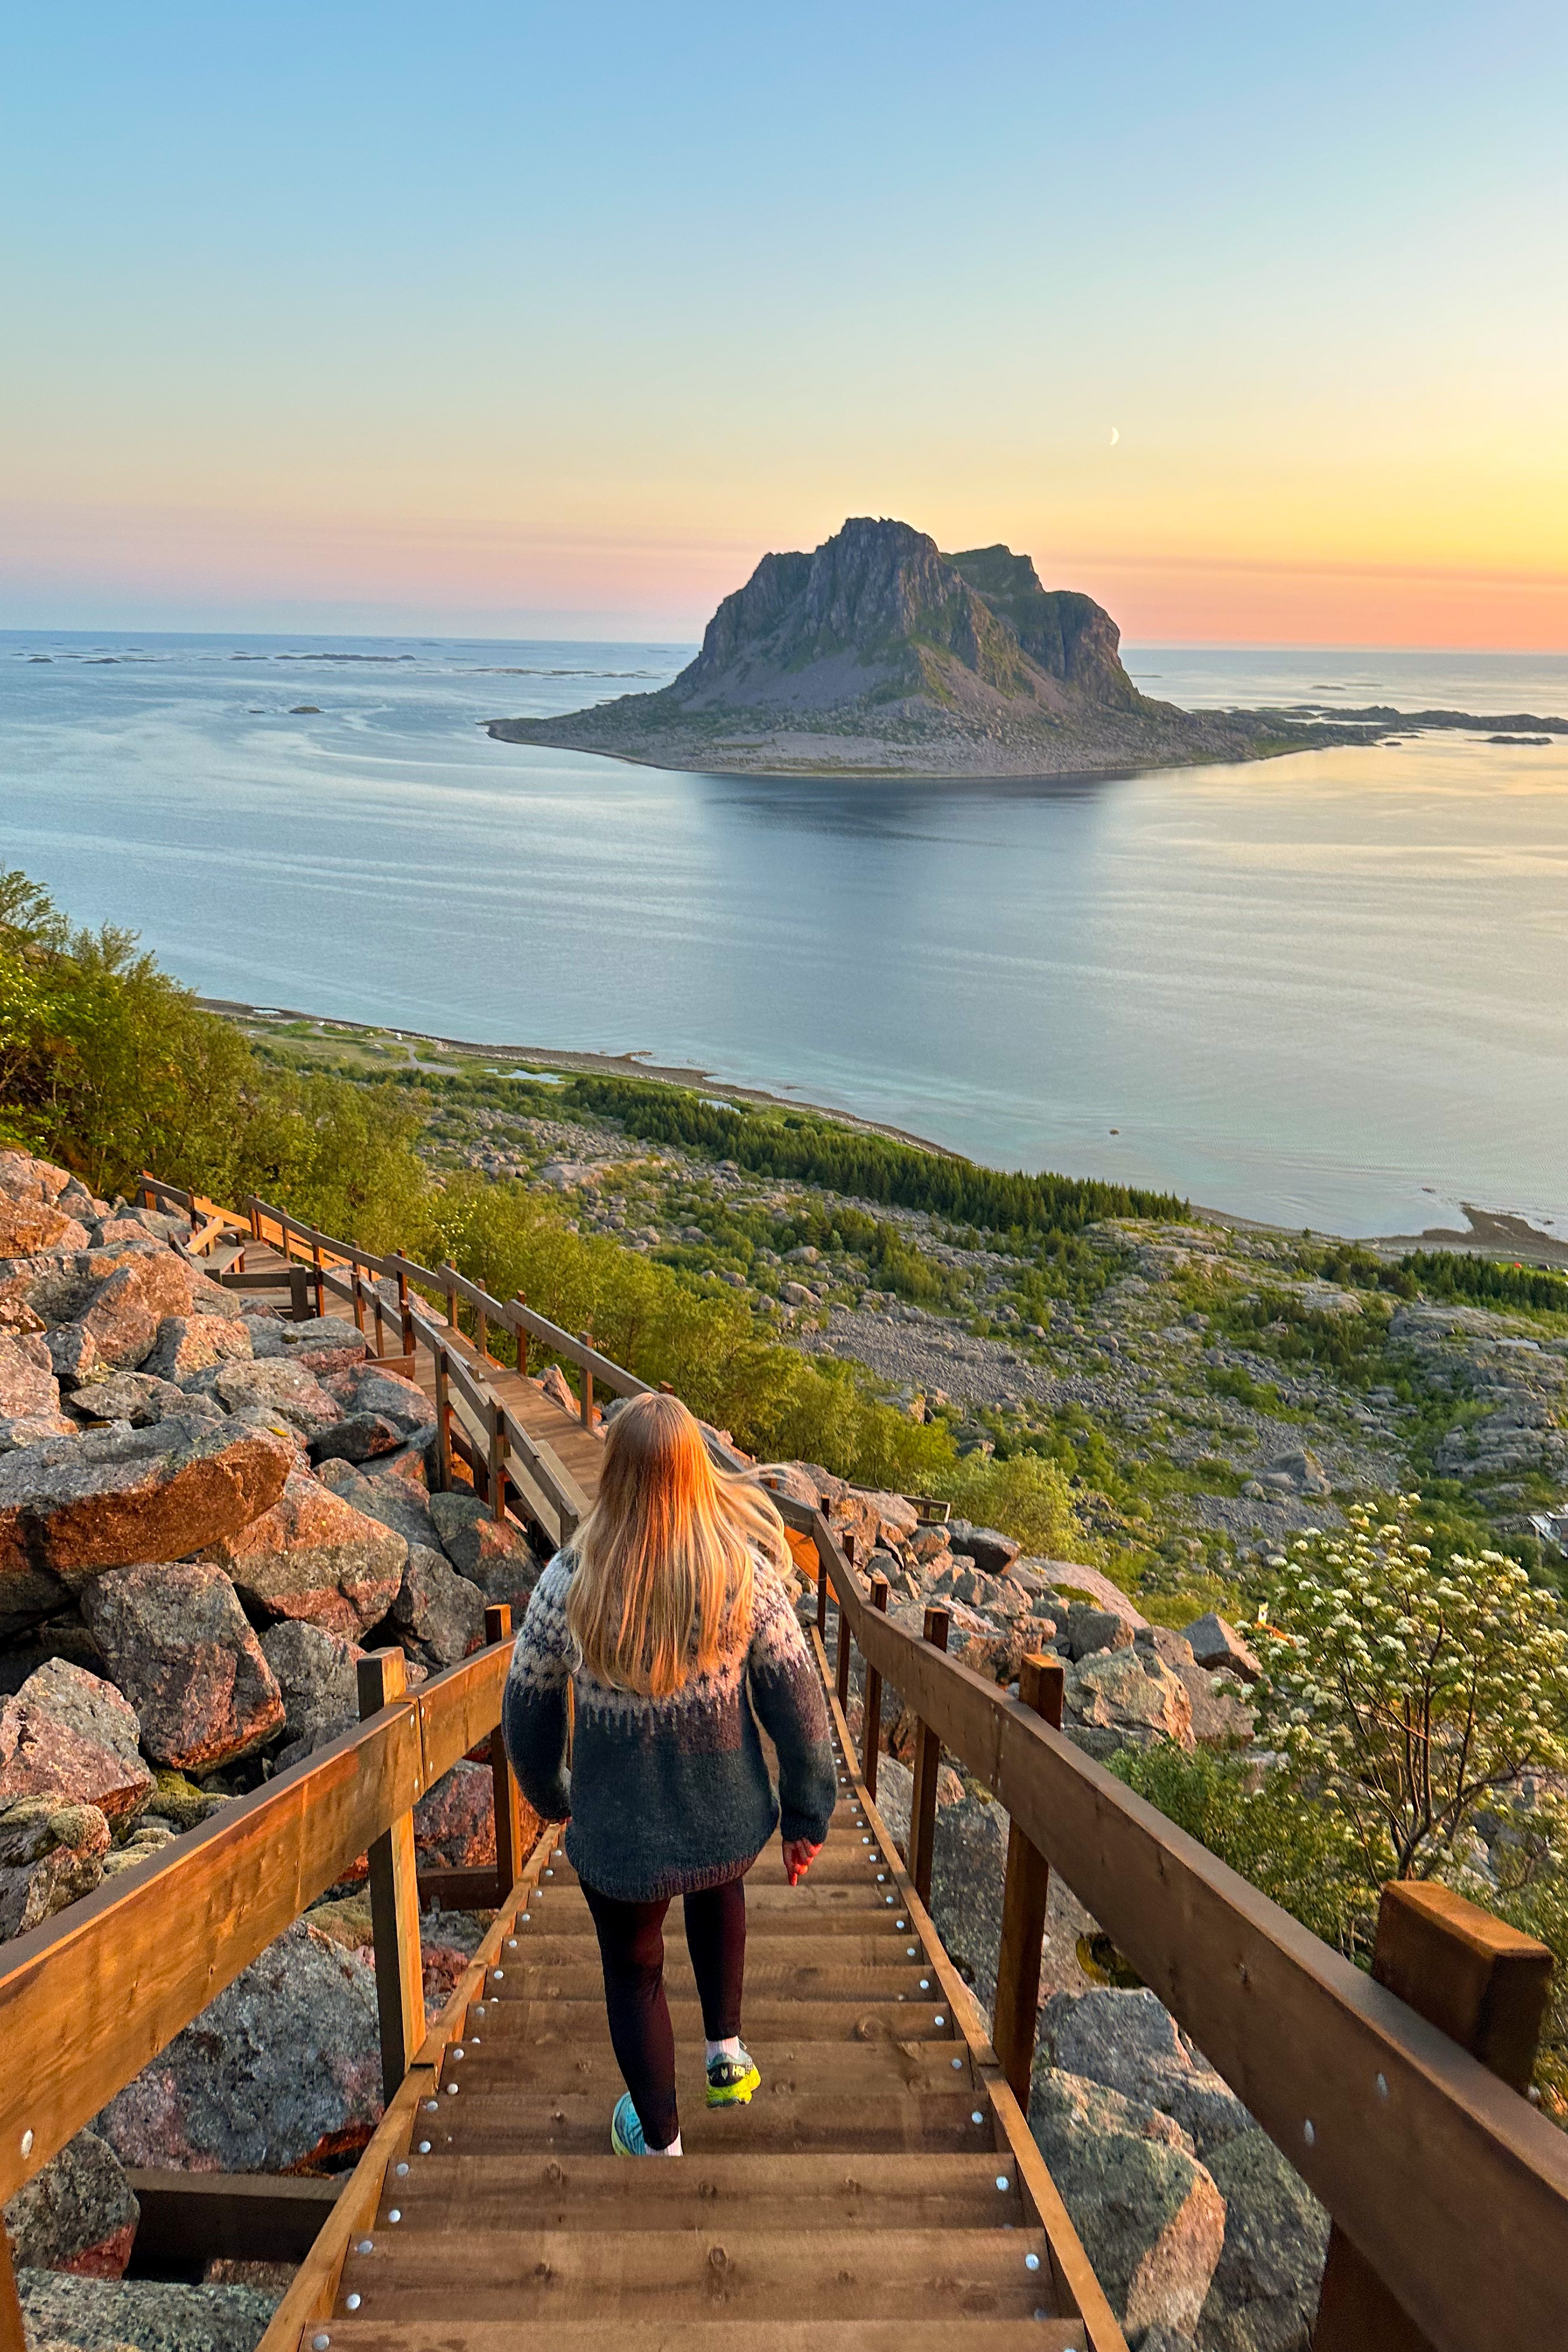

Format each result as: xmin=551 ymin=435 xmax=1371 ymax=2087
xmin=345 ymin=2294 xmax=363 ymax=2311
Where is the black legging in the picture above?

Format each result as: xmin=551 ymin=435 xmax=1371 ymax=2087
xmin=580 ymin=1871 xmax=748 ymax=2151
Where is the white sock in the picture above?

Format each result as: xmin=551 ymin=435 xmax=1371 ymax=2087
xmin=706 ymin=2035 xmax=743 ymax=2064
xmin=653 ymin=2131 xmax=683 ymax=2156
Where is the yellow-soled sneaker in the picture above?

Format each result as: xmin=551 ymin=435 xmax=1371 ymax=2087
xmin=705 ymin=2045 xmax=761 ymax=2108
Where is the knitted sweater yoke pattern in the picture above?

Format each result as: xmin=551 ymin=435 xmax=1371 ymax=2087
xmin=501 ymin=1549 xmax=838 ymax=1904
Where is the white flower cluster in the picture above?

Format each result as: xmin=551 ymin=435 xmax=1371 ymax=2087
xmin=1243 ymin=1496 xmax=1568 ymax=1882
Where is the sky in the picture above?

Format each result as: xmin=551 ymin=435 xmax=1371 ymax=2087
xmin=2 ymin=3 xmax=1564 ymax=646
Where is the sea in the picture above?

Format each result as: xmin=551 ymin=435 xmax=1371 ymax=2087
xmin=3 ymin=630 xmax=1567 ymax=1242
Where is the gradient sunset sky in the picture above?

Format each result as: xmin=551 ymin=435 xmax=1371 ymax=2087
xmin=3 ymin=3 xmax=1564 ymax=646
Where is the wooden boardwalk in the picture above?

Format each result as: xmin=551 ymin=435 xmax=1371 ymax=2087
xmin=208 ymin=1236 xmax=1108 ymax=2348
xmin=299 ymin=1677 xmax=1099 ymax=2352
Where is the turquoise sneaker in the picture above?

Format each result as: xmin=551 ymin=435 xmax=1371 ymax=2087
xmin=611 ymin=2091 xmax=649 ymax=2155
xmin=706 ymin=2045 xmax=761 ymax=2108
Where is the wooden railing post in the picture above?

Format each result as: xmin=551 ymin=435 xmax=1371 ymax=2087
xmin=1312 ymin=1881 xmax=1553 ymax=2350
xmin=488 ymin=1399 xmax=509 ymax=1522
xmin=1 ymin=2210 xmax=26 ymax=2352
xmin=310 ymin=1234 xmax=325 ymax=1320
xmin=356 ymin=1650 xmax=422 ymax=2106
xmin=832 ymin=1529 xmax=856 ymax=1713
xmin=906 ymin=1604 xmax=950 ymax=1907
xmin=288 ymin=1264 xmax=310 ymax=1322
xmin=475 ymin=1297 xmax=488 ymax=1364
xmin=371 ymin=1271 xmax=386 ymax=1357
xmin=512 ymin=1294 xmax=528 ymax=1376
xmin=443 ymin=1261 xmax=459 ymax=1331
xmin=485 ymin=1605 xmax=524 ymax=1896
xmin=395 ymin=1252 xmax=414 ymax=1357
xmin=431 ymin=1346 xmax=453 ymax=1493
xmin=579 ymin=1331 xmax=594 ymax=1427
xmin=816 ymin=1535 xmax=829 ymax=1637
xmin=862 ymin=1572 xmax=890 ymax=1797
xmin=349 ymin=1257 xmax=366 ymax=1334
xmin=993 ymin=1653 xmax=1065 ymax=2107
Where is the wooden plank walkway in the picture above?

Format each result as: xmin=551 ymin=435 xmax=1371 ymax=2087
xmin=286 ymin=1673 xmax=1098 ymax=2352
xmin=206 ymin=1237 xmax=1116 ymax=2349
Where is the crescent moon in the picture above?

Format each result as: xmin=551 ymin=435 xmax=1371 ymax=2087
xmin=1109 ymin=426 xmax=1120 ymax=445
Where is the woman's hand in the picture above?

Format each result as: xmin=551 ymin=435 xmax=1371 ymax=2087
xmin=782 ymin=1837 xmax=823 ymax=1886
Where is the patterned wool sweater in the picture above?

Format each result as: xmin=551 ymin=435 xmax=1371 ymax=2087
xmin=502 ymin=1549 xmax=836 ymax=1903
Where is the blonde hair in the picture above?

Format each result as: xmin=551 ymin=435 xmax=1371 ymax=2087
xmin=565 ymin=1393 xmax=787 ymax=1699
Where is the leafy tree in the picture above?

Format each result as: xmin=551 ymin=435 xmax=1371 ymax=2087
xmin=1247 ymin=1499 xmax=1568 ymax=1883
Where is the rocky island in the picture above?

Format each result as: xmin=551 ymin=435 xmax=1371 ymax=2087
xmin=487 ymin=517 xmax=1373 ymax=777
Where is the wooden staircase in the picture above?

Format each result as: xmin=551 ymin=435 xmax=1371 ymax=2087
xmin=303 ymin=1663 xmax=1111 ymax=2351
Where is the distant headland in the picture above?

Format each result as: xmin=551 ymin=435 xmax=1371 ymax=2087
xmin=485 ymin=517 xmax=1389 ymax=778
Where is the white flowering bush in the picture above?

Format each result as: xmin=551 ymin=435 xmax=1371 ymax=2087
xmin=1246 ymin=1497 xmax=1568 ymax=1884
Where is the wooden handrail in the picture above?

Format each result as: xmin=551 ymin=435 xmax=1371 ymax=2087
xmin=0 ymin=1634 xmax=514 ymax=2207
xmin=782 ymin=1498 xmax=1568 ymax=2352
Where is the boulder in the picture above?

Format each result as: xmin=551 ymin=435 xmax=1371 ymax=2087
xmin=316 ymin=1457 xmax=440 ymax=1552
xmin=80 ymin=1563 xmax=284 ymax=1771
xmin=257 ymin=1619 xmax=365 ymax=1754
xmin=0 ymin=1796 xmax=111 ymax=1939
xmin=1196 ymin=2127 xmax=1329 ymax=2352
xmin=17 ymin=2269 xmax=281 ymax=2351
xmin=2 ymin=2127 xmax=139 ymax=2277
xmin=414 ymin=1759 xmax=495 ymax=1870
xmin=276 ymin=1316 xmax=370 ymax=1374
xmin=393 ymin=1544 xmax=487 ymax=1667
xmin=45 ymin=1324 xmax=100 ymax=1385
xmin=307 ymin=1411 xmax=405 ymax=1466
xmin=1028 ymin=2068 xmax=1226 ymax=2340
xmin=1042 ymin=1989 xmax=1252 ymax=2159
xmin=0 ymin=1330 xmax=61 ymax=1424
xmin=79 ymin=1252 xmax=196 ymax=1371
xmin=187 ymin=1271 xmax=249 ymax=1322
xmin=139 ymin=1316 xmax=254 ymax=1383
xmin=0 ymin=1420 xmax=293 ymax=1635
xmin=0 ymin=1661 xmax=153 ymax=1822
xmin=65 ymin=1372 xmax=195 ymax=1428
xmin=1066 ymin=1603 xmax=1136 ymax=1661
xmin=1064 ymin=1647 xmax=1195 ymax=1762
xmin=144 ymin=1768 xmax=233 ymax=1832
xmin=100 ymin=1816 xmax=180 ymax=1881
xmin=426 ymin=1491 xmax=541 ymax=1608
xmin=208 ymin=1357 xmax=342 ymax=1438
xmin=1181 ymin=1614 xmax=1262 ymax=1686
xmin=0 ymin=1151 xmax=78 ymax=1205
xmin=0 ymin=1196 xmax=91 ymax=1255
xmin=1029 ymin=1563 xmax=1149 ymax=1628
xmin=95 ymin=1917 xmax=381 ymax=2172
xmin=204 ymin=1471 xmax=406 ymax=1637
xmin=329 ymin=1367 xmax=435 ymax=1435
xmin=951 ymin=1523 xmax=1021 ymax=1577
xmin=1259 ymin=1449 xmax=1330 ymax=1498
xmin=831 ymin=1487 xmax=920 ymax=1557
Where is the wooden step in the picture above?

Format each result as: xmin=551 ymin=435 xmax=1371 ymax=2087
xmin=415 ymin=2087 xmax=1000 ymax=2157
xmin=367 ymin=2151 xmax=1027 ymax=2233
xmin=435 ymin=2039 xmax=979 ymax=2095
xmin=316 ymin=2320 xmax=1087 ymax=2351
xmin=335 ymin=2225 xmax=1056 ymax=2320
xmin=482 ymin=1961 xmax=940 ymax=2003
xmin=467 ymin=1998 xmax=960 ymax=2044
xmin=509 ymin=1897 xmax=916 ymax=1939
xmin=498 ymin=1933 xmax=928 ymax=1972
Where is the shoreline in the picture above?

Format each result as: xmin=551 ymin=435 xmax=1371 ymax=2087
xmin=204 ymin=997 xmax=1568 ymax=1269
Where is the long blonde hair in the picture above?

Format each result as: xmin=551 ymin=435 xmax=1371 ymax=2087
xmin=565 ymin=1393 xmax=786 ymax=1699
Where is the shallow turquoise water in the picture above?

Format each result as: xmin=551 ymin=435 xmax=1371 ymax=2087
xmin=3 ymin=630 xmax=1566 ymax=1239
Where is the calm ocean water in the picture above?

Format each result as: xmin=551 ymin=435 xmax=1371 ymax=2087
xmin=3 ymin=630 xmax=1567 ymax=1239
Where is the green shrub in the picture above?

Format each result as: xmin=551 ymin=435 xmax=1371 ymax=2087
xmin=932 ymin=1449 xmax=1088 ymax=1559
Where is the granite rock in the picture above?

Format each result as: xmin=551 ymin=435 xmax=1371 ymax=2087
xmin=1196 ymin=2127 xmax=1329 ymax=2352
xmin=256 ymin=1619 xmax=365 ymax=1754
xmin=0 ymin=1659 xmax=153 ymax=1822
xmin=392 ymin=1543 xmax=487 ymax=1667
xmin=0 ymin=1795 xmax=112 ymax=1939
xmin=1028 ymin=2067 xmax=1225 ymax=2339
xmin=1063 ymin=1646 xmax=1195 ymax=1761
xmin=79 ymin=1254 xmax=196 ymax=1371
xmin=140 ymin=1316 xmax=254 ymax=1383
xmin=2 ymin=2129 xmax=140 ymax=2277
xmin=80 ymin=1563 xmax=284 ymax=1771
xmin=17 ymin=2269 xmax=280 ymax=2351
xmin=0 ymin=1420 xmax=293 ymax=1635
xmin=204 ymin=1470 xmax=406 ymax=1637
xmin=95 ymin=1917 xmax=381 ymax=2173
